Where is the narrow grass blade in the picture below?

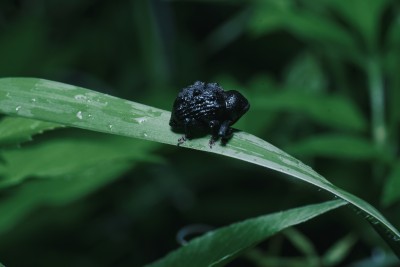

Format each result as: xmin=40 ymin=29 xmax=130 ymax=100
xmin=145 ymin=200 xmax=345 ymax=267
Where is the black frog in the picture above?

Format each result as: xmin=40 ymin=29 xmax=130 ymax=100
xmin=169 ymin=81 xmax=250 ymax=147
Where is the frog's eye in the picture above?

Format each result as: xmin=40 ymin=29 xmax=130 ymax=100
xmin=225 ymin=91 xmax=249 ymax=111
xmin=224 ymin=90 xmax=250 ymax=123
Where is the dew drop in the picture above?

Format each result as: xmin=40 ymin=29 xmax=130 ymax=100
xmin=76 ymin=111 xmax=83 ymax=120
xmin=15 ymin=106 xmax=21 ymax=111
xmin=133 ymin=117 xmax=147 ymax=124
xmin=108 ymin=124 xmax=113 ymax=130
xmin=31 ymin=98 xmax=37 ymax=103
xmin=74 ymin=94 xmax=87 ymax=101
xmin=6 ymin=92 xmax=11 ymax=98
xmin=143 ymin=133 xmax=148 ymax=137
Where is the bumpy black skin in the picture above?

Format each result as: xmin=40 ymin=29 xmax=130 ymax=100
xmin=169 ymin=81 xmax=250 ymax=146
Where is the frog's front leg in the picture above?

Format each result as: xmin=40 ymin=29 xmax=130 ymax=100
xmin=218 ymin=120 xmax=233 ymax=143
xmin=208 ymin=120 xmax=220 ymax=136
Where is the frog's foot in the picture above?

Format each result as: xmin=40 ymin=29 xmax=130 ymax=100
xmin=177 ymin=136 xmax=187 ymax=146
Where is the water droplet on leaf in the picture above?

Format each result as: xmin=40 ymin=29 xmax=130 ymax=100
xmin=133 ymin=117 xmax=147 ymax=124
xmin=74 ymin=95 xmax=87 ymax=101
xmin=76 ymin=111 xmax=83 ymax=120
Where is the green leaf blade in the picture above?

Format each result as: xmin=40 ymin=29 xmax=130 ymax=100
xmin=0 ymin=134 xmax=159 ymax=187
xmin=0 ymin=161 xmax=132 ymax=235
xmin=145 ymin=200 xmax=346 ymax=267
xmin=0 ymin=116 xmax=61 ymax=147
xmin=0 ymin=78 xmax=174 ymax=146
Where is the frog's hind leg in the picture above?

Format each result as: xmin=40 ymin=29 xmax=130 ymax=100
xmin=175 ymin=118 xmax=196 ymax=146
xmin=183 ymin=117 xmax=197 ymax=139
xmin=208 ymin=120 xmax=221 ymax=135
xmin=208 ymin=120 xmax=221 ymax=148
xmin=208 ymin=137 xmax=218 ymax=148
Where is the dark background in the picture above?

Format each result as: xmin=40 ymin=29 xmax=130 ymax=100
xmin=0 ymin=0 xmax=399 ymax=266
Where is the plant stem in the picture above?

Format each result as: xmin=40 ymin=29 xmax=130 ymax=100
xmin=367 ymin=57 xmax=386 ymax=152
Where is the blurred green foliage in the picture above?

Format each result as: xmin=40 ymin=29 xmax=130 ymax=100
xmin=0 ymin=0 xmax=400 ymax=266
